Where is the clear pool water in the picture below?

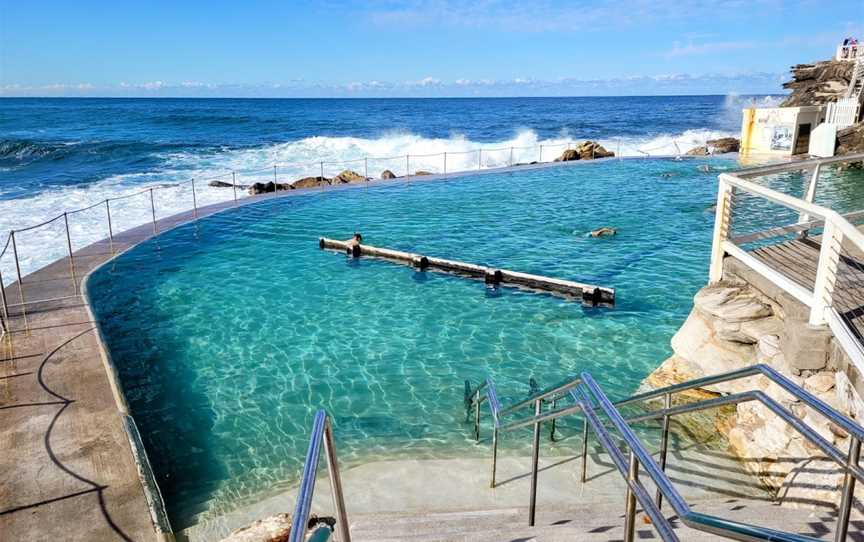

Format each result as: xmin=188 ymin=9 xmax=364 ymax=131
xmin=87 ymin=158 xmax=864 ymax=529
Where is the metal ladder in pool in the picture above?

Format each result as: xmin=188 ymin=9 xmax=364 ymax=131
xmin=463 ymin=365 xmax=864 ymax=542
xmin=286 ymin=364 xmax=864 ymax=542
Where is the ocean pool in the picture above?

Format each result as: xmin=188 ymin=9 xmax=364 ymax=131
xmin=87 ymin=158 xmax=864 ymax=529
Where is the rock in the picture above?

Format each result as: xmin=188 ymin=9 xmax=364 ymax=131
xmin=555 ymin=149 xmax=580 ymax=162
xmin=414 ymin=170 xmax=433 ymax=176
xmin=248 ymin=181 xmax=291 ymax=194
xmin=221 ymin=512 xmax=291 ymax=542
xmin=706 ymin=137 xmax=740 ymax=154
xmin=777 ymin=459 xmax=846 ymax=510
xmin=291 ymin=176 xmax=331 ymax=189
xmin=685 ymin=146 xmax=709 ymax=156
xmin=209 ymin=180 xmax=235 ymax=188
xmin=332 ymin=170 xmax=366 ymax=184
xmin=835 ymin=371 xmax=864 ymax=420
xmin=380 ymin=170 xmax=397 ymax=180
xmin=555 ymin=141 xmax=614 ymax=162
xmin=804 ymin=372 xmax=836 ymax=394
xmin=781 ymin=60 xmax=855 ymax=107
xmin=837 ymin=122 xmax=864 ymax=156
xmin=694 ymin=286 xmax=772 ymax=323
xmin=781 ymin=320 xmax=831 ymax=371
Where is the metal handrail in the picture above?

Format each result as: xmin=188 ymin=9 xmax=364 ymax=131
xmin=471 ymin=363 xmax=864 ymax=542
xmin=288 ymin=409 xmax=351 ymax=542
xmin=578 ymin=373 xmax=819 ymax=542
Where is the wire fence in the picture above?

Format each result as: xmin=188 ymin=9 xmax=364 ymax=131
xmin=0 ymin=137 xmax=705 ymax=337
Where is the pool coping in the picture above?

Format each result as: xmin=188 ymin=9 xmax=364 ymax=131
xmin=0 ymin=153 xmax=734 ymax=540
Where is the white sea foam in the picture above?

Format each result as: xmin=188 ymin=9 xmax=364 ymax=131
xmin=0 ymin=128 xmax=737 ymax=284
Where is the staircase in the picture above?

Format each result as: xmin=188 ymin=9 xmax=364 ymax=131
xmin=273 ymin=364 xmax=864 ymax=542
xmin=845 ymin=56 xmax=864 ymax=100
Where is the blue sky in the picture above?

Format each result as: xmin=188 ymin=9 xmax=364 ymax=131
xmin=1 ymin=0 xmax=862 ymax=97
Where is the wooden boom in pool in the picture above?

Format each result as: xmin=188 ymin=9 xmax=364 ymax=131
xmin=319 ymin=237 xmax=615 ymax=307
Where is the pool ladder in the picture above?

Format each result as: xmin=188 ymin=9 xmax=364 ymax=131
xmin=465 ymin=364 xmax=864 ymax=542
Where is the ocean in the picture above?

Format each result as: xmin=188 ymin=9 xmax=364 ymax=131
xmin=0 ymin=95 xmax=780 ymax=278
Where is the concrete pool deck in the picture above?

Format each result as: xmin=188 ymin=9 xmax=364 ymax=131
xmin=0 ymin=156 xmax=735 ymax=541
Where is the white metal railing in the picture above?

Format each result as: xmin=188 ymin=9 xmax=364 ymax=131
xmin=709 ymin=153 xmax=864 ymax=371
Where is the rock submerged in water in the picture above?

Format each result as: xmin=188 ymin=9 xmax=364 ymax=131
xmin=220 ymin=512 xmax=291 ymax=542
xmin=209 ymin=180 xmax=235 ymax=188
xmin=554 ymin=141 xmax=615 ymax=161
xmin=332 ymin=169 xmax=367 ymax=184
xmin=380 ymin=170 xmax=397 ymax=179
xmin=685 ymin=146 xmax=709 ymax=156
xmin=414 ymin=170 xmax=432 ymax=176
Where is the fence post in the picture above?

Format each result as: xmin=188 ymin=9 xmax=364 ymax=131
xmin=149 ymin=188 xmax=157 ymax=235
xmin=443 ymin=152 xmax=447 ymax=177
xmin=810 ymin=219 xmax=842 ymax=326
xmin=656 ymin=392 xmax=672 ymax=509
xmin=509 ymin=147 xmax=514 ymax=167
xmin=63 ymin=213 xmax=77 ymax=295
xmin=364 ymin=157 xmax=368 ymax=181
xmin=623 ymin=451 xmax=638 ymax=542
xmin=231 ymin=173 xmax=238 ymax=205
xmin=273 ymin=165 xmax=278 ymax=191
xmin=709 ymin=177 xmax=734 ymax=283
xmin=528 ymin=398 xmax=541 ymax=527
xmin=0 ymin=266 xmax=10 ymax=335
xmin=799 ymin=164 xmax=822 ymax=224
xmin=539 ymin=145 xmax=543 ymax=162
xmin=406 ymin=155 xmax=410 ymax=177
xmin=10 ymin=231 xmax=27 ymax=330
xmin=192 ymin=179 xmax=199 ymax=218
xmin=105 ymin=200 xmax=115 ymax=254
xmin=478 ymin=149 xmax=482 ymax=170
xmin=320 ymin=161 xmax=325 ymax=180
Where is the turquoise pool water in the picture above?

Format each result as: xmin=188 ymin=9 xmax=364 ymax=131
xmin=86 ymin=159 xmax=864 ymax=529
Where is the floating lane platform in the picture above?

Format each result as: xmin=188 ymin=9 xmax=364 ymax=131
xmin=319 ymin=237 xmax=614 ymax=307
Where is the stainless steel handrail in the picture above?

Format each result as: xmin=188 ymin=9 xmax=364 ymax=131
xmin=470 ymin=363 xmax=864 ymax=542
xmin=579 ymin=373 xmax=819 ymax=542
xmin=289 ymin=409 xmax=351 ymax=542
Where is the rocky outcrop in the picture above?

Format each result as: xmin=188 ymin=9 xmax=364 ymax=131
xmin=782 ymin=61 xmax=854 ymax=107
xmin=645 ymin=256 xmax=864 ymax=503
xmin=706 ymin=137 xmax=740 ymax=154
xmin=332 ymin=170 xmax=366 ymax=184
xmin=248 ymin=181 xmax=291 ymax=195
xmin=291 ymin=176 xmax=331 ymax=189
xmin=685 ymin=146 xmax=709 ymax=156
xmin=837 ymin=122 xmax=864 ymax=156
xmin=381 ymin=170 xmax=397 ymax=180
xmin=220 ymin=513 xmax=291 ymax=542
xmin=555 ymin=141 xmax=615 ymax=161
xmin=414 ymin=170 xmax=432 ymax=176
xmin=209 ymin=180 xmax=235 ymax=188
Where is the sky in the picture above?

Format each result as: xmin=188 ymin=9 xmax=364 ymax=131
xmin=0 ymin=0 xmax=862 ymax=98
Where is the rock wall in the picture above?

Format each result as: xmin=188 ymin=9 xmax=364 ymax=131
xmin=646 ymin=256 xmax=864 ymax=509
xmin=781 ymin=60 xmax=854 ymax=107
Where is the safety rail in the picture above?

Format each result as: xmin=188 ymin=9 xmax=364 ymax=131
xmin=289 ymin=409 xmax=351 ymax=542
xmin=467 ymin=363 xmax=864 ymax=542
xmin=709 ymin=153 xmax=864 ymax=374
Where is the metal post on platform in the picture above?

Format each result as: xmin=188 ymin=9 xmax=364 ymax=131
xmin=273 ymin=165 xmax=278 ymax=191
xmin=364 ymin=157 xmax=368 ymax=181
xmin=624 ymin=451 xmax=639 ymax=542
xmin=191 ymin=180 xmax=199 ymax=217
xmin=231 ymin=173 xmax=238 ymax=205
xmin=149 ymin=188 xmax=157 ymax=235
xmin=580 ymin=416 xmax=589 ymax=483
xmin=478 ymin=149 xmax=482 ymax=170
xmin=618 ymin=138 xmax=622 ymax=160
xmin=320 ymin=161 xmax=325 ymax=180
xmin=10 ymin=231 xmax=27 ymax=330
xmin=490 ymin=427 xmax=499 ymax=488
xmin=539 ymin=145 xmax=543 ymax=162
xmin=509 ymin=147 xmax=514 ymax=167
xmin=105 ymin=200 xmax=115 ymax=255
xmin=528 ymin=398 xmax=542 ymax=527
xmin=836 ymin=437 xmax=861 ymax=542
xmin=406 ymin=154 xmax=410 ymax=177
xmin=443 ymin=152 xmax=447 ymax=177
xmin=63 ymin=213 xmax=77 ymax=295
xmin=656 ymin=392 xmax=672 ymax=509
xmin=0 ymin=267 xmax=10 ymax=335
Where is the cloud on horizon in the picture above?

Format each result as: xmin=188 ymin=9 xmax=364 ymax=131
xmin=0 ymin=71 xmax=787 ymax=98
